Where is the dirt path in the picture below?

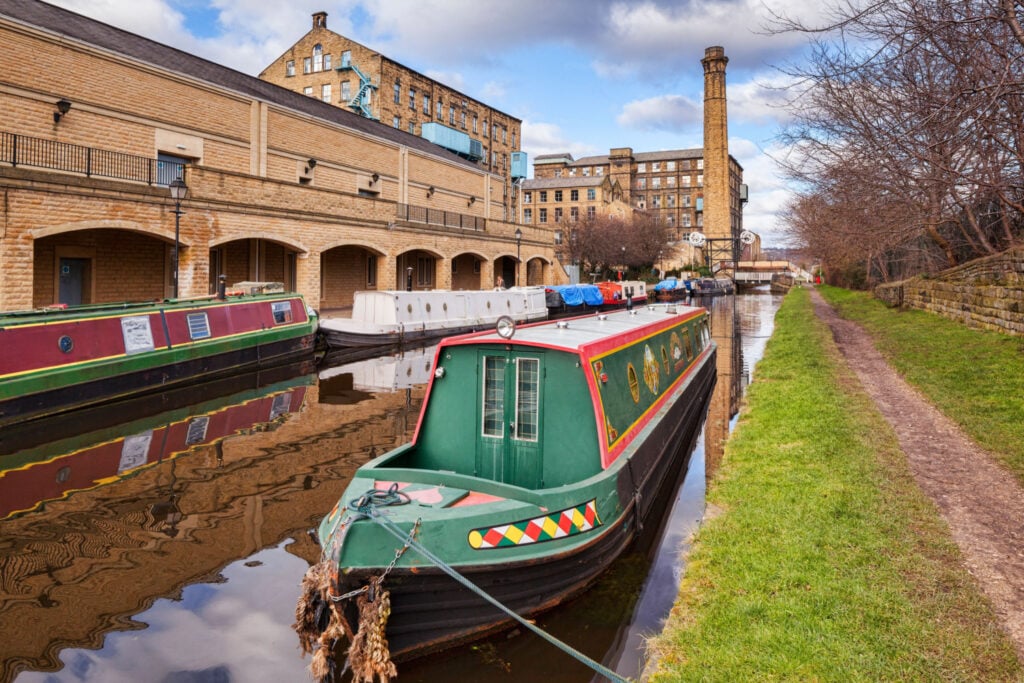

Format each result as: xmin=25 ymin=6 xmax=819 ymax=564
xmin=810 ymin=288 xmax=1024 ymax=660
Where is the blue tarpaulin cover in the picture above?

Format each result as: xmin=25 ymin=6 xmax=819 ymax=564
xmin=549 ymin=284 xmax=603 ymax=306
xmin=653 ymin=278 xmax=682 ymax=291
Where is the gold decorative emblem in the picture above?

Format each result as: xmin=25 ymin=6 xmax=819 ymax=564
xmin=642 ymin=345 xmax=659 ymax=394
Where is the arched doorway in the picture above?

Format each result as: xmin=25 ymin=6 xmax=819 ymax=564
xmin=319 ymin=244 xmax=383 ymax=310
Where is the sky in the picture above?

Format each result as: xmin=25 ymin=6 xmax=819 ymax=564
xmin=48 ymin=0 xmax=832 ymax=247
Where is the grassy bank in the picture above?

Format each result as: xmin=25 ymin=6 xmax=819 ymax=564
xmin=645 ymin=286 xmax=1020 ymax=681
xmin=817 ymin=285 xmax=1024 ymax=484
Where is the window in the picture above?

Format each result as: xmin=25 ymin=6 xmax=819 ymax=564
xmin=554 ymin=190 xmax=563 ymax=202
xmin=652 ymin=177 xmax=661 ymax=189
xmin=682 ymin=159 xmax=691 ymax=170
xmin=367 ymin=255 xmax=377 ymax=286
xmin=683 ymin=214 xmax=692 ymax=227
xmin=408 ymin=121 xmax=415 ymax=134
xmin=554 ymin=207 xmax=563 ymax=222
xmin=652 ymin=195 xmax=662 ymax=208
xmin=667 ymin=176 xmax=676 ymax=186
xmin=570 ymin=189 xmax=579 ymax=201
xmin=652 ymin=162 xmax=661 ymax=172
xmin=303 ymin=57 xmax=311 ymax=74
xmin=461 ymin=111 xmax=467 ymax=129
xmin=594 ymin=167 xmax=603 ymax=176
xmin=312 ymin=45 xmax=323 ymax=72
xmin=697 ymin=159 xmax=704 ymax=169
xmin=587 ymin=188 xmax=596 ymax=200
xmin=587 ymin=206 xmax=596 ymax=219
xmin=321 ymin=84 xmax=331 ymax=102
xmin=539 ymin=208 xmax=548 ymax=223
xmin=637 ymin=162 xmax=646 ymax=172
xmin=697 ymin=214 xmax=703 ymax=227
xmin=437 ymin=100 xmax=443 ymax=118
xmin=667 ymin=161 xmax=676 ymax=171
xmin=393 ymin=82 xmax=401 ymax=104
xmin=409 ymin=88 xmax=416 ymax=110
xmin=417 ymin=256 xmax=433 ymax=286
xmin=524 ymin=208 xmax=532 ymax=223
xmin=341 ymin=50 xmax=351 ymax=67
xmin=491 ymin=151 xmax=497 ymax=166
xmin=502 ymin=128 xmax=508 ymax=144
xmin=285 ymin=60 xmax=295 ymax=77
xmin=582 ymin=167 xmax=590 ymax=177
xmin=515 ymin=358 xmax=540 ymax=441
xmin=539 ymin=191 xmax=547 ymax=202
xmin=570 ymin=207 xmax=579 ymax=221
xmin=449 ymin=106 xmax=455 ymax=125
xmin=569 ymin=168 xmax=576 ymax=176
xmin=554 ymin=170 xmax=562 ymax=178
xmin=393 ymin=115 xmax=400 ymax=128
xmin=341 ymin=80 xmax=351 ymax=101
xmin=271 ymin=301 xmax=293 ymax=324
xmin=492 ymin=123 xmax=498 ymax=139
xmin=473 ymin=115 xmax=478 ymax=133
xmin=482 ymin=356 xmax=505 ymax=437
xmin=524 ymin=192 xmax=532 ymax=204
xmin=303 ymin=86 xmax=313 ymax=97
xmin=667 ymin=194 xmax=676 ymax=207
xmin=423 ymin=95 xmax=430 ymax=114
xmin=637 ymin=178 xmax=646 ymax=190
xmin=697 ymin=175 xmax=704 ymax=186
xmin=323 ymin=54 xmax=331 ymax=70
xmin=187 ymin=312 xmax=211 ymax=339
xmin=682 ymin=176 xmax=691 ymax=187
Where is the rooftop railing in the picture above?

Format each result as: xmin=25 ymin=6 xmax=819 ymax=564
xmin=0 ymin=131 xmax=183 ymax=186
xmin=396 ymin=203 xmax=485 ymax=231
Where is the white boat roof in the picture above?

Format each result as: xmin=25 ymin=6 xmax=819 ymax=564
xmin=445 ymin=303 xmax=706 ymax=354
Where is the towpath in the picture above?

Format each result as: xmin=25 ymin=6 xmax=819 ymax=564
xmin=810 ymin=288 xmax=1024 ymax=659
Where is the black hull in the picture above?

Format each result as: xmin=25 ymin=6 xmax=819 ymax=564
xmin=0 ymin=333 xmax=316 ymax=429
xmin=339 ymin=351 xmax=717 ymax=661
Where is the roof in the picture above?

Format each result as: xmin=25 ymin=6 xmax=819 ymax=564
xmin=0 ymin=0 xmax=482 ymax=173
xmin=521 ymin=176 xmax=608 ymax=190
xmin=568 ymin=148 xmax=705 ymax=167
xmin=444 ymin=303 xmax=705 ymax=355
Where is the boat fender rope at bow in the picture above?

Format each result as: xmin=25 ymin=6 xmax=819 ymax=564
xmin=362 ymin=505 xmax=631 ymax=683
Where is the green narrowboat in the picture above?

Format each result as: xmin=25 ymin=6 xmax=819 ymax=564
xmin=296 ymin=303 xmax=716 ymax=674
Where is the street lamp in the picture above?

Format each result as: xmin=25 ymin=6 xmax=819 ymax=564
xmin=514 ymin=228 xmax=522 ymax=286
xmin=406 ymin=266 xmax=413 ymax=292
xmin=169 ymin=177 xmax=188 ymax=299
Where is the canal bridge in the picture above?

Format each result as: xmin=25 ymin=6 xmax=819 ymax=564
xmin=719 ymin=260 xmax=813 ymax=286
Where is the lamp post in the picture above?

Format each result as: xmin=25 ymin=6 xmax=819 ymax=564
xmin=169 ymin=178 xmax=188 ymax=299
xmin=514 ymin=228 xmax=522 ymax=286
xmin=406 ymin=266 xmax=413 ymax=292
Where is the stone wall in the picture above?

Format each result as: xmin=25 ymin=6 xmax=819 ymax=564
xmin=874 ymin=248 xmax=1024 ymax=336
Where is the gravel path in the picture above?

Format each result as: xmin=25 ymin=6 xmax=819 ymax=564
xmin=810 ymin=288 xmax=1024 ymax=659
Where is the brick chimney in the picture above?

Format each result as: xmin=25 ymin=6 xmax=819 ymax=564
xmin=702 ymin=46 xmax=730 ymax=240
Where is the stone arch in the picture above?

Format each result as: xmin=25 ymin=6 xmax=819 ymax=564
xmin=450 ymin=250 xmax=488 ymax=290
xmin=320 ymin=242 xmax=388 ymax=311
xmin=30 ymin=219 xmax=190 ymax=248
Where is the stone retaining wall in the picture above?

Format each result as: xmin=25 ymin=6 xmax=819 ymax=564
xmin=874 ymin=248 xmax=1024 ymax=336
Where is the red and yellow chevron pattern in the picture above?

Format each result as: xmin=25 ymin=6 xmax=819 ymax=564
xmin=467 ymin=500 xmax=600 ymax=549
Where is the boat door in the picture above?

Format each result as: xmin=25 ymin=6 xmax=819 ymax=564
xmin=58 ymin=257 xmax=90 ymax=305
xmin=477 ymin=350 xmax=543 ymax=488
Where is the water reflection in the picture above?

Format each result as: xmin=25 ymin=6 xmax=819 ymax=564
xmin=2 ymin=292 xmax=782 ymax=683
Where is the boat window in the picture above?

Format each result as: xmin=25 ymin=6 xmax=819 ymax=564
xmin=701 ymin=319 xmax=711 ymax=346
xmin=272 ymin=301 xmax=293 ymax=324
xmin=482 ymin=356 xmax=505 ymax=437
xmin=515 ymin=358 xmax=540 ymax=441
xmin=683 ymin=328 xmax=694 ymax=362
xmin=187 ymin=312 xmax=211 ymax=340
xmin=627 ymin=363 xmax=640 ymax=403
xmin=661 ymin=346 xmax=670 ymax=374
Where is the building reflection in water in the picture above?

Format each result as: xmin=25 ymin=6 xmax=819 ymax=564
xmin=702 ymin=295 xmax=744 ymax=481
xmin=0 ymin=355 xmax=425 ymax=682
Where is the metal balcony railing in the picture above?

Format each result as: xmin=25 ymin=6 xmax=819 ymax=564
xmin=0 ymin=131 xmax=184 ymax=186
xmin=396 ymin=203 xmax=486 ymax=231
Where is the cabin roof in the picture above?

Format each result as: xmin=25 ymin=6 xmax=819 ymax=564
xmin=444 ymin=304 xmax=705 ymax=355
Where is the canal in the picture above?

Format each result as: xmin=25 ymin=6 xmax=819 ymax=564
xmin=0 ymin=290 xmax=783 ymax=683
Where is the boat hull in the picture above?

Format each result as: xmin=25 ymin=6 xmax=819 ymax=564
xmin=334 ymin=350 xmax=716 ymax=661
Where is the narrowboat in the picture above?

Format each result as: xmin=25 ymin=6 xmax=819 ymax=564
xmin=596 ymin=280 xmax=649 ymax=310
xmin=691 ymin=277 xmax=735 ymax=296
xmin=318 ymin=288 xmax=548 ymax=350
xmin=295 ymin=303 xmax=717 ymax=675
xmin=652 ymin=276 xmax=691 ymax=302
xmin=0 ymin=292 xmax=317 ymax=428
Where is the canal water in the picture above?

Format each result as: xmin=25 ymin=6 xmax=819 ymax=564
xmin=0 ymin=290 xmax=783 ymax=683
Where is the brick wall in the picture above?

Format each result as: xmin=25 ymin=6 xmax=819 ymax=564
xmin=875 ymin=248 xmax=1024 ymax=336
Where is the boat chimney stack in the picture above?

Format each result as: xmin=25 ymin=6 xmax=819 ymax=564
xmin=216 ymin=274 xmax=227 ymax=300
xmin=625 ymin=285 xmax=634 ymax=311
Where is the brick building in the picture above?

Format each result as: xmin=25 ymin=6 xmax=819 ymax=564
xmin=0 ymin=1 xmax=562 ymax=313
xmin=521 ymin=47 xmax=747 ymax=272
xmin=259 ymin=12 xmax=526 ymax=187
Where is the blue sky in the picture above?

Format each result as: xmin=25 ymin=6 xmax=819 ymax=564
xmin=50 ymin=0 xmax=830 ymax=247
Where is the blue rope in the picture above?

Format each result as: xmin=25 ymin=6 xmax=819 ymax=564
xmin=364 ymin=505 xmax=631 ymax=683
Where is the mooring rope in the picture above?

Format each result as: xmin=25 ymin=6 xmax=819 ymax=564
xmin=355 ymin=494 xmax=630 ymax=683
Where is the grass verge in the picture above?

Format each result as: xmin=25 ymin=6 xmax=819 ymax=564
xmin=817 ymin=285 xmax=1024 ymax=484
xmin=645 ymin=286 xmax=1021 ymax=682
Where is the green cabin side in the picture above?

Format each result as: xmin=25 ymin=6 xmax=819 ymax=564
xmin=408 ymin=344 xmax=602 ymax=490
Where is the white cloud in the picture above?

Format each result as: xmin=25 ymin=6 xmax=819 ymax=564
xmin=616 ymin=94 xmax=703 ymax=133
xmin=521 ymin=121 xmax=596 ymax=163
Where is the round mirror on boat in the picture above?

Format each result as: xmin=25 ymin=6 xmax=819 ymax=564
xmin=495 ymin=315 xmax=516 ymax=339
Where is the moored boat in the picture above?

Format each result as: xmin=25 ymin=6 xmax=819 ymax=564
xmin=544 ymin=283 xmax=605 ymax=318
xmin=691 ymin=277 xmax=735 ymax=296
xmin=0 ymin=292 xmax=317 ymax=428
xmin=595 ymin=280 xmax=649 ymax=310
xmin=318 ymin=288 xmax=548 ymax=350
xmin=652 ymin=276 xmax=691 ymax=301
xmin=294 ymin=303 xmax=717 ymax=677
